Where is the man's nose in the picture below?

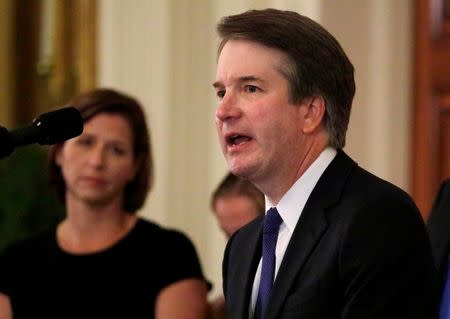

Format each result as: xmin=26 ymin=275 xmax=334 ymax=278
xmin=215 ymin=91 xmax=240 ymax=122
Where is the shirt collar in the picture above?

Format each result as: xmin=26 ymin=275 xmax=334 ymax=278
xmin=265 ymin=147 xmax=337 ymax=233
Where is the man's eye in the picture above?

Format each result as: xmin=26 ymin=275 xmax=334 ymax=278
xmin=216 ymin=90 xmax=225 ymax=99
xmin=245 ymin=85 xmax=259 ymax=93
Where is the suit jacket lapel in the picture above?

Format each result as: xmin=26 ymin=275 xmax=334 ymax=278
xmin=230 ymin=216 xmax=264 ymax=318
xmin=265 ymin=150 xmax=356 ymax=319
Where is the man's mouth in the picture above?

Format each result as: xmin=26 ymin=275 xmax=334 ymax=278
xmin=226 ymin=134 xmax=252 ymax=147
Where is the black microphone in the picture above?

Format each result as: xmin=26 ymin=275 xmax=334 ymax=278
xmin=0 ymin=106 xmax=84 ymax=159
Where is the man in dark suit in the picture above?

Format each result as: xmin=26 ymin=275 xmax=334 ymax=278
xmin=212 ymin=8 xmax=437 ymax=319
xmin=427 ymin=179 xmax=450 ymax=317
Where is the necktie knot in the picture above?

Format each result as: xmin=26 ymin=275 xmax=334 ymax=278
xmin=264 ymin=207 xmax=282 ymax=234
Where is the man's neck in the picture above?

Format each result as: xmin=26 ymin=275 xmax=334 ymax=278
xmin=259 ymin=139 xmax=329 ymax=205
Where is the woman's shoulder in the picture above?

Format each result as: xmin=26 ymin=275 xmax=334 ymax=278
xmin=132 ymin=218 xmax=195 ymax=247
xmin=124 ymin=218 xmax=209 ymax=287
xmin=1 ymin=229 xmax=56 ymax=260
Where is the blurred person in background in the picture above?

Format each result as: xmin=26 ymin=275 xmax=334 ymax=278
xmin=212 ymin=172 xmax=264 ymax=238
xmin=427 ymin=178 xmax=450 ymax=319
xmin=209 ymin=172 xmax=264 ymax=319
xmin=0 ymin=88 xmax=209 ymax=319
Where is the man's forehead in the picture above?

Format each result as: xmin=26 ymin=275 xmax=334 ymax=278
xmin=215 ymin=42 xmax=286 ymax=85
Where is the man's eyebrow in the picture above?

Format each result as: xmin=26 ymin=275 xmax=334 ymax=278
xmin=239 ymin=75 xmax=264 ymax=83
xmin=212 ymin=76 xmax=265 ymax=88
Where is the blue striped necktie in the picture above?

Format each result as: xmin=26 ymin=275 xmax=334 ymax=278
xmin=254 ymin=207 xmax=283 ymax=319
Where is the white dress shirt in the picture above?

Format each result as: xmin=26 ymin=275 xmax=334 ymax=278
xmin=249 ymin=147 xmax=337 ymax=317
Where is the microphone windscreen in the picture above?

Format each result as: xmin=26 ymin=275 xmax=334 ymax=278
xmin=34 ymin=107 xmax=84 ymax=145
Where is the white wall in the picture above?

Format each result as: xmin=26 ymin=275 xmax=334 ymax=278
xmin=321 ymin=0 xmax=412 ymax=189
xmin=98 ymin=0 xmax=412 ymax=298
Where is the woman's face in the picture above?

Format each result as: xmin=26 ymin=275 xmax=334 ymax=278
xmin=56 ymin=112 xmax=137 ymax=208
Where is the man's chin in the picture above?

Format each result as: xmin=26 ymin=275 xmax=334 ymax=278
xmin=228 ymin=163 xmax=255 ymax=180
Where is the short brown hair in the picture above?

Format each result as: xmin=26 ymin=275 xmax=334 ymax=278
xmin=211 ymin=173 xmax=265 ymax=214
xmin=47 ymin=88 xmax=153 ymax=213
xmin=217 ymin=8 xmax=355 ymax=148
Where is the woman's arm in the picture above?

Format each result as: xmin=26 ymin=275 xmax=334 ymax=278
xmin=155 ymin=278 xmax=208 ymax=319
xmin=0 ymin=293 xmax=12 ymax=319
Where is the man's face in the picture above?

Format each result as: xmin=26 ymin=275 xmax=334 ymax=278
xmin=213 ymin=195 xmax=261 ymax=238
xmin=214 ymin=39 xmax=309 ymax=186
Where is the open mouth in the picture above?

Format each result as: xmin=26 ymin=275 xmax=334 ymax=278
xmin=227 ymin=134 xmax=252 ymax=147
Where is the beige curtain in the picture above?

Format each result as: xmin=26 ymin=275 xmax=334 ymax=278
xmin=42 ymin=0 xmax=97 ymax=111
xmin=0 ymin=0 xmax=14 ymax=127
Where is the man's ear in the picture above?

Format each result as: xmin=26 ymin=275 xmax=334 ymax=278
xmin=302 ymin=96 xmax=326 ymax=134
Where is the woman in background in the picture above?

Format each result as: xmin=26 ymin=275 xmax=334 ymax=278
xmin=0 ymin=88 xmax=209 ymax=319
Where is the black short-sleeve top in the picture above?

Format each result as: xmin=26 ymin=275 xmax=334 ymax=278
xmin=0 ymin=218 xmax=207 ymax=319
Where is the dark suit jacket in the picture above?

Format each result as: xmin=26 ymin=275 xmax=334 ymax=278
xmin=427 ymin=179 xmax=450 ymax=292
xmin=223 ymin=150 xmax=437 ymax=319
